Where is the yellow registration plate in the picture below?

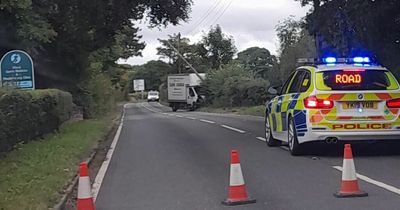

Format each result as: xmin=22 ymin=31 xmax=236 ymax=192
xmin=342 ymin=101 xmax=377 ymax=109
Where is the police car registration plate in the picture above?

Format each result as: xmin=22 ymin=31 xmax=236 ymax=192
xmin=342 ymin=101 xmax=377 ymax=109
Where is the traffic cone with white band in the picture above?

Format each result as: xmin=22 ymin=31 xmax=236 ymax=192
xmin=77 ymin=162 xmax=96 ymax=210
xmin=334 ymin=144 xmax=368 ymax=198
xmin=222 ymin=150 xmax=256 ymax=205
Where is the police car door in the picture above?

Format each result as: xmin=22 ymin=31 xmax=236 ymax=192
xmin=278 ymin=70 xmax=306 ymax=141
xmin=271 ymin=71 xmax=297 ymax=140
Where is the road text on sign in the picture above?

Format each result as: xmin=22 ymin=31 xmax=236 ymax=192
xmin=335 ymin=74 xmax=362 ymax=84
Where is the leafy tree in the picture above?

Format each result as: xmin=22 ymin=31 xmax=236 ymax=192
xmin=275 ymin=17 xmax=316 ymax=85
xmin=297 ymin=0 xmax=400 ymax=73
xmin=133 ymin=60 xmax=173 ymax=91
xmin=236 ymin=47 xmax=277 ymax=79
xmin=202 ymin=25 xmax=236 ymax=69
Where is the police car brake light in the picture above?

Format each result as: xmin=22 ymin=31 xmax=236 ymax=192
xmin=304 ymin=96 xmax=333 ymax=109
xmin=386 ymin=98 xmax=400 ymax=108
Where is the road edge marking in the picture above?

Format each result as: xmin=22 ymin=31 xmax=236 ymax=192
xmin=256 ymin=137 xmax=266 ymax=142
xmin=92 ymin=104 xmax=126 ymax=202
xmin=199 ymin=119 xmax=216 ymax=124
xmin=333 ymin=166 xmax=400 ymax=196
xmin=220 ymin=124 xmax=246 ymax=133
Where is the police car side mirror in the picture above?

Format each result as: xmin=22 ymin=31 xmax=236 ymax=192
xmin=267 ymin=86 xmax=278 ymax=95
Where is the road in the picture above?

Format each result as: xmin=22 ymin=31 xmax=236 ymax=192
xmin=95 ymin=102 xmax=400 ymax=210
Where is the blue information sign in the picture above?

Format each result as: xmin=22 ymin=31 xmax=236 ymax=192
xmin=0 ymin=50 xmax=35 ymax=89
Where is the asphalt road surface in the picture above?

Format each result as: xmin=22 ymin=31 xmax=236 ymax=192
xmin=96 ymin=102 xmax=400 ymax=210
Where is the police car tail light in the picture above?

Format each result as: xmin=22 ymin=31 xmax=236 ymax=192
xmin=386 ymin=98 xmax=400 ymax=108
xmin=304 ymin=96 xmax=333 ymax=109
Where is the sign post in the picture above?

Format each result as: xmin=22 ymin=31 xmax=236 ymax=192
xmin=133 ymin=79 xmax=145 ymax=100
xmin=0 ymin=50 xmax=35 ymax=89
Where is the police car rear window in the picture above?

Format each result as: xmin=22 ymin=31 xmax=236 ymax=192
xmin=316 ymin=69 xmax=399 ymax=91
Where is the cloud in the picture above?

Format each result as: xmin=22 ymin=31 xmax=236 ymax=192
xmin=121 ymin=0 xmax=310 ymax=65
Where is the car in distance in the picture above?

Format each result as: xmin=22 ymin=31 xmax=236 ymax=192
xmin=147 ymin=91 xmax=159 ymax=102
xmin=265 ymin=57 xmax=400 ymax=155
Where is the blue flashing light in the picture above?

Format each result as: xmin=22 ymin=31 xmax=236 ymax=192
xmin=323 ymin=57 xmax=337 ymax=63
xmin=353 ymin=56 xmax=371 ymax=63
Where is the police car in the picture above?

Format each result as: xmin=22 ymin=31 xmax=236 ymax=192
xmin=265 ymin=57 xmax=400 ymax=155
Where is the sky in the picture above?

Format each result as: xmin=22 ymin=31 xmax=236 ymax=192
xmin=119 ymin=0 xmax=310 ymax=65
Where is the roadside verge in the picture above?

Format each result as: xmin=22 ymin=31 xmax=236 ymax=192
xmin=0 ymin=105 xmax=123 ymax=210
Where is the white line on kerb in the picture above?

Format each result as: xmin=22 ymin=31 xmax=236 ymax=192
xmin=256 ymin=137 xmax=266 ymax=142
xmin=221 ymin=125 xmax=246 ymax=133
xmin=92 ymin=105 xmax=125 ymax=201
xmin=199 ymin=119 xmax=216 ymax=124
xmin=280 ymin=146 xmax=289 ymax=151
xmin=333 ymin=166 xmax=400 ymax=196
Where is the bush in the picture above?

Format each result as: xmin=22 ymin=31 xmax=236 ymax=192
xmin=76 ymin=74 xmax=115 ymax=118
xmin=0 ymin=89 xmax=73 ymax=153
xmin=204 ymin=63 xmax=270 ymax=107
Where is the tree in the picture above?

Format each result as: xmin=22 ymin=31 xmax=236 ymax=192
xmin=275 ymin=17 xmax=316 ymax=85
xmin=202 ymin=25 xmax=236 ymax=69
xmin=157 ymin=33 xmax=192 ymax=73
xmin=236 ymin=47 xmax=277 ymax=79
xmin=0 ymin=0 xmax=193 ymax=89
xmin=133 ymin=60 xmax=173 ymax=91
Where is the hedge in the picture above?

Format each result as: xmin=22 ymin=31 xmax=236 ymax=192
xmin=0 ymin=89 xmax=73 ymax=153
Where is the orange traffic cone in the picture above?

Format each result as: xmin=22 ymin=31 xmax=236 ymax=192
xmin=222 ymin=150 xmax=256 ymax=205
xmin=334 ymin=144 xmax=368 ymax=198
xmin=77 ymin=162 xmax=96 ymax=210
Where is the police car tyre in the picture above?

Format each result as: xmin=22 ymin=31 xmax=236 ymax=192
xmin=265 ymin=116 xmax=280 ymax=146
xmin=288 ymin=117 xmax=302 ymax=156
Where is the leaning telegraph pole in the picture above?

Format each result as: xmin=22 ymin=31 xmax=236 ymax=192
xmin=166 ymin=38 xmax=205 ymax=82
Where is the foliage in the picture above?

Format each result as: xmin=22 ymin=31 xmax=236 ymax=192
xmin=0 ymin=118 xmax=110 ymax=209
xmin=132 ymin=60 xmax=173 ymax=91
xmin=0 ymin=89 xmax=73 ymax=153
xmin=203 ymin=62 xmax=270 ymax=107
xmin=275 ymin=17 xmax=316 ymax=85
xmin=202 ymin=25 xmax=237 ymax=69
xmin=0 ymin=0 xmax=193 ymax=117
xmin=236 ymin=47 xmax=278 ymax=79
xmin=298 ymin=0 xmax=400 ymax=73
xmin=157 ymin=34 xmax=209 ymax=73
xmin=76 ymin=74 xmax=115 ymax=118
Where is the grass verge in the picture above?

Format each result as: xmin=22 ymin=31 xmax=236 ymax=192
xmin=199 ymin=105 xmax=266 ymax=117
xmin=0 ymin=117 xmax=112 ymax=210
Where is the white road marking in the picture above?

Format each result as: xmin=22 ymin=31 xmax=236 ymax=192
xmin=199 ymin=119 xmax=216 ymax=124
xmin=140 ymin=103 xmax=159 ymax=113
xmin=221 ymin=125 xmax=246 ymax=134
xmin=280 ymin=146 xmax=289 ymax=151
xmin=92 ymin=105 xmax=126 ymax=201
xmin=175 ymin=115 xmax=183 ymax=118
xmin=333 ymin=166 xmax=400 ymax=196
xmin=256 ymin=137 xmax=266 ymax=142
xmin=185 ymin=117 xmax=197 ymax=120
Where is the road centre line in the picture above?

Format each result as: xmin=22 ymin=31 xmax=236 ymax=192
xmin=199 ymin=119 xmax=216 ymax=124
xmin=175 ymin=115 xmax=183 ymax=118
xmin=220 ymin=125 xmax=246 ymax=134
xmin=185 ymin=117 xmax=197 ymax=120
xmin=256 ymin=137 xmax=266 ymax=142
xmin=333 ymin=166 xmax=400 ymax=196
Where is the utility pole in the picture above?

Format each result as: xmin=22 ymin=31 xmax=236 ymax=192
xmin=166 ymin=39 xmax=205 ymax=82
xmin=177 ymin=33 xmax=181 ymax=74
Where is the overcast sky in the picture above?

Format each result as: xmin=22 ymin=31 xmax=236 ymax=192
xmin=120 ymin=0 xmax=310 ymax=65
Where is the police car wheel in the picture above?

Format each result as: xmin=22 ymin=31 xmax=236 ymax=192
xmin=265 ymin=116 xmax=280 ymax=146
xmin=288 ymin=118 xmax=302 ymax=155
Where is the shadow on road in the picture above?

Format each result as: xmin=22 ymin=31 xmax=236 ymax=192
xmin=300 ymin=141 xmax=400 ymax=157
